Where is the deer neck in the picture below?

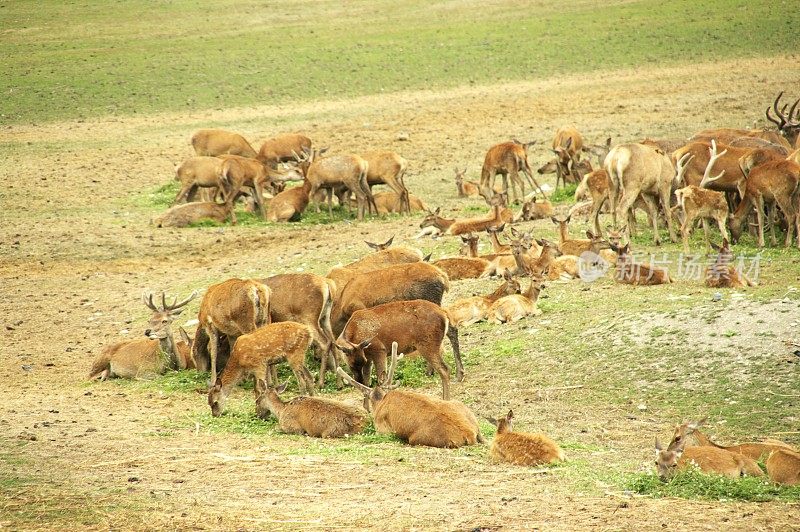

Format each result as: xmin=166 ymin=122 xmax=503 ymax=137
xmin=486 ymin=282 xmax=511 ymax=302
xmin=456 ymin=181 xmax=465 ymax=197
xmin=523 ymin=281 xmax=541 ymax=301
xmin=557 ymin=223 xmax=569 ymax=243
xmin=431 ymin=216 xmax=454 ymax=231
xmin=512 ymin=248 xmax=530 ymax=274
xmin=257 ymin=391 xmax=286 ymax=419
xmin=536 ymin=248 xmax=555 ymax=269
xmin=157 ymin=329 xmax=180 ymax=370
xmin=488 ymin=232 xmax=505 ymax=253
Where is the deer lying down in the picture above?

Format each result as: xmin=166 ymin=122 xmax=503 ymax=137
xmin=432 ymin=256 xmax=493 ymax=280
xmin=767 ymin=449 xmax=800 ymax=486
xmin=336 ymin=344 xmax=484 ymax=448
xmin=488 ymin=276 xmax=545 ymax=324
xmin=610 ymin=243 xmax=671 ymax=285
xmin=152 ymin=200 xmax=236 ymax=228
xmin=373 ymin=191 xmax=427 ymax=215
xmin=489 ymin=410 xmax=564 ymax=466
xmin=207 ymin=322 xmax=315 ymax=417
xmin=89 ymin=291 xmax=197 ymax=380
xmin=256 ymin=382 xmax=367 ymax=438
xmin=446 ymin=273 xmax=520 ymax=326
xmin=690 ymin=430 xmax=796 ymax=461
xmin=705 ymin=239 xmax=754 ymax=288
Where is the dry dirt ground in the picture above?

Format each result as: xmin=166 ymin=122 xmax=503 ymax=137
xmin=2 ymin=56 xmax=800 ymax=530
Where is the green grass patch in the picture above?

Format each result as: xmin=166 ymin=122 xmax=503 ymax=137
xmin=627 ymin=469 xmax=800 ymax=502
xmin=549 ymin=183 xmax=578 ymax=204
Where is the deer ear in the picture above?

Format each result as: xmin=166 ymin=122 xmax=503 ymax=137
xmin=550 ymin=217 xmax=558 ymax=225
xmin=364 ymin=240 xmax=379 ymax=250
xmin=383 ymin=236 xmax=394 ymax=247
xmin=507 ymin=409 xmax=514 ymax=420
xmin=565 ymin=137 xmax=572 ymax=149
xmin=434 ymin=207 xmax=441 ymax=215
xmin=485 ymin=416 xmax=497 ymax=425
xmin=565 ymin=214 xmax=572 ymax=224
xmin=586 ymin=230 xmax=594 ymax=239
xmin=655 ymin=437 xmax=663 ymax=451
xmin=606 ymin=137 xmax=612 ymax=147
xmin=710 ymin=242 xmax=720 ymax=251
xmin=275 ymin=381 xmax=289 ymax=394
xmin=179 ymin=327 xmax=191 ymax=346
xmin=318 ymin=147 xmax=329 ymax=156
xmin=422 ymin=253 xmax=432 ymax=262
xmin=358 ymin=339 xmax=372 ymax=350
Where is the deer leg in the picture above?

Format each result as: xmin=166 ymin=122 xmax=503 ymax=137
xmin=174 ymin=184 xmax=192 ymax=204
xmin=776 ymin=196 xmax=795 ymax=248
xmin=701 ymin=219 xmax=711 ymax=249
xmin=660 ymin=187 xmax=677 ymax=243
xmin=431 ymin=356 xmax=451 ymax=400
xmin=208 ymin=327 xmax=219 ymax=386
xmin=591 ymin=196 xmax=606 ymax=236
xmin=641 ymin=194 xmax=660 ymax=245
xmin=755 ymin=196 xmax=766 ymax=248
xmin=680 ymin=213 xmax=693 ymax=254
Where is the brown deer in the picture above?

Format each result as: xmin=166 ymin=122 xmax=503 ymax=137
xmin=688 ymin=429 xmax=795 ymax=461
xmin=419 ymin=206 xmax=506 ymax=237
xmin=766 ymin=449 xmax=800 ymax=486
xmin=259 ymin=273 xmax=340 ymax=387
xmin=446 ymin=273 xmax=521 ymax=326
xmin=605 ymin=143 xmax=677 ymax=245
xmin=432 ymin=256 xmax=493 ymax=280
xmin=220 ymin=155 xmax=303 ymax=218
xmin=336 ymin=344 xmax=484 ymax=447
xmin=610 ymin=243 xmax=671 ymax=285
xmin=764 ymin=91 xmax=800 ymax=148
xmin=255 ymin=381 xmax=367 ymax=438
xmin=488 ymin=276 xmax=545 ymax=323
xmin=194 ymin=279 xmax=270 ymax=385
xmin=173 ymin=156 xmax=226 ymax=204
xmin=362 ymin=151 xmax=410 ymax=213
xmin=480 ymin=140 xmax=545 ymax=203
xmin=640 ymin=138 xmax=687 ymax=155
xmin=88 ymin=291 xmax=197 ymax=380
xmin=207 ymin=322 xmax=315 ymax=417
xmin=299 ymin=149 xmax=375 ymax=220
xmin=257 ymin=133 xmax=312 ymax=166
xmin=511 ymin=238 xmax=561 ymax=278
xmin=550 ymin=215 xmax=610 ymax=256
xmin=336 ymin=299 xmax=463 ymax=400
xmin=514 ymin=195 xmax=554 ymax=222
xmin=704 ymin=239 xmax=755 ymax=288
xmin=673 ymin=140 xmax=757 ymax=192
xmin=454 ymin=167 xmax=481 ymax=198
xmin=326 ymin=240 xmax=423 ymax=292
xmin=191 ymin=129 xmax=257 ymax=158
xmin=372 ymin=191 xmax=427 ymax=215
xmin=551 ymin=129 xmax=584 ymax=189
xmin=489 ymin=410 xmax=565 ymax=466
xmin=330 ymin=262 xmax=449 ymax=336
xmin=575 ymin=168 xmax=651 ymax=236
xmin=152 ymin=198 xmax=236 ymax=228
xmin=267 ymin=179 xmax=312 ymax=222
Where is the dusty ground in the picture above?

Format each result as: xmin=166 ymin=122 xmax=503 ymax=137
xmin=2 ymin=56 xmax=800 ymax=530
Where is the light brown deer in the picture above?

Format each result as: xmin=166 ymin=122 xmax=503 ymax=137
xmin=766 ymin=449 xmax=800 ymax=486
xmin=673 ymin=140 xmax=756 ymax=192
xmin=550 ymin=215 xmax=610 ymax=256
xmin=689 ymin=429 xmax=795 ymax=461
xmin=257 ymin=133 xmax=312 ymax=166
xmin=330 ymin=262 xmax=449 ymax=336
xmin=255 ymin=381 xmax=367 ymax=438
xmin=480 ymin=140 xmax=545 ymax=203
xmin=194 ymin=278 xmax=270 ymax=385
xmin=551 ymin=129 xmax=584 ymax=189
xmin=432 ymin=256 xmax=493 ymax=280
xmin=88 ymin=291 xmax=197 ymax=380
xmin=267 ymin=179 xmax=312 ymax=222
xmin=514 ymin=195 xmax=554 ymax=222
xmin=704 ymin=239 xmax=755 ymax=288
xmin=173 ymin=156 xmax=226 ymax=204
xmin=489 ymin=410 xmax=565 ymax=466
xmin=362 ymin=151 xmax=410 ymax=213
xmin=259 ymin=273 xmax=340 ymax=387
xmin=605 ymin=143 xmax=677 ymax=245
xmin=419 ymin=206 xmax=507 ymax=237
xmin=192 ymin=129 xmax=257 ymax=158
xmin=300 ymin=149 xmax=375 ymax=220
xmin=575 ymin=168 xmax=651 ymax=236
xmin=207 ymin=322 xmax=315 ymax=417
xmin=610 ymin=243 xmax=671 ymax=285
xmin=454 ymin=167 xmax=481 ymax=198
xmin=336 ymin=299 xmax=463 ymax=400
xmin=336 ymin=344 xmax=484 ymax=447
xmin=152 ymin=199 xmax=236 ymax=228
xmin=446 ymin=273 xmax=521 ymax=326
xmin=326 ymin=240 xmax=423 ymax=292
xmin=488 ymin=276 xmax=545 ymax=323
xmin=372 ymin=191 xmax=427 ymax=215
xmin=510 ymin=238 xmax=561 ymax=278
xmin=640 ymin=138 xmax=687 ymax=155
xmin=220 ymin=155 xmax=303 ymax=218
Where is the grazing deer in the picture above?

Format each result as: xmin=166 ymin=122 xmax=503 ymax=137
xmin=688 ymin=429 xmax=795 ymax=461
xmin=489 ymin=410 xmax=564 ymax=466
xmin=610 ymin=243 xmax=671 ymax=285
xmin=488 ymin=276 xmax=545 ymax=323
xmin=480 ymin=140 xmax=545 ymax=203
xmin=191 ymin=129 xmax=257 ymax=158
xmin=194 ymin=278 xmax=271 ymax=385
xmin=766 ymin=449 xmax=800 ymax=486
xmin=267 ymin=179 xmax=312 ymax=222
xmin=605 ymin=143 xmax=677 ymax=245
xmin=419 ymin=206 xmax=506 ymax=237
xmin=257 ymin=133 xmax=312 ymax=166
xmin=705 ymin=239 xmax=754 ymax=288
xmin=446 ymin=273 xmax=521 ymax=326
xmin=362 ymin=151 xmax=410 ymax=213
xmin=336 ymin=344 xmax=484 ymax=447
xmin=655 ymin=419 xmax=763 ymax=480
xmin=454 ymin=167 xmax=481 ymax=198
xmin=259 ymin=273 xmax=340 ymax=387
xmin=152 ymin=198 xmax=236 ymax=228
xmin=88 ymin=291 xmax=197 ymax=380
xmin=336 ymin=299 xmax=463 ymax=400
xmin=297 ymin=148 xmax=376 ymax=220
xmin=255 ymin=382 xmax=367 ymax=438
xmin=207 ymin=321 xmax=315 ymax=417
xmin=514 ymin=195 xmax=554 ymax=222
xmin=173 ymin=156 xmax=226 ymax=204
xmin=220 ymin=155 xmax=303 ymax=218
xmin=330 ymin=262 xmax=449 ymax=336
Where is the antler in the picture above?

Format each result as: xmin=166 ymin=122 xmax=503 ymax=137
xmin=699 ymin=140 xmax=727 ymax=187
xmin=674 ymin=152 xmax=694 ymax=186
xmin=164 ymin=290 xmax=198 ymax=313
xmin=142 ymin=291 xmax=159 ymax=312
xmin=765 ymin=91 xmax=800 ymax=129
xmin=335 ymin=367 xmax=372 ymax=395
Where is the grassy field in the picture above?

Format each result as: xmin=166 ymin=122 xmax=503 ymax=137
xmin=3 ymin=0 xmax=800 ymax=124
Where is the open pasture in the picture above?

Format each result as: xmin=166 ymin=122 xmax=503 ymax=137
xmin=2 ymin=1 xmax=800 ymax=529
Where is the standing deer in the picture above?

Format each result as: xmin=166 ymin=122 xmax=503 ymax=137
xmin=489 ymin=410 xmax=565 ymax=466
xmin=480 ymin=140 xmax=545 ymax=203
xmin=191 ymin=129 xmax=258 ymax=158
xmin=257 ymin=133 xmax=313 ymax=166
xmin=336 ymin=344 xmax=484 ymax=448
xmin=173 ymin=156 xmax=226 ymax=204
xmin=220 ymin=155 xmax=303 ymax=218
xmin=551 ymin=128 xmax=583 ymax=189
xmin=362 ymin=151 xmax=410 ymax=213
xmin=300 ymin=149 xmax=376 ymax=220
xmin=194 ymin=279 xmax=271 ymax=385
xmin=88 ymin=291 xmax=197 ymax=380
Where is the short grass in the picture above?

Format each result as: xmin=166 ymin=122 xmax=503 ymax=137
xmin=3 ymin=0 xmax=800 ymax=124
xmin=627 ymin=469 xmax=800 ymax=502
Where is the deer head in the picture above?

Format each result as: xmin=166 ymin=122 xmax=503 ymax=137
xmin=336 ymin=342 xmax=402 ymax=412
xmin=334 ymin=337 xmax=373 ymax=383
xmin=765 ymin=91 xmax=800 ymax=145
xmin=365 ymin=236 xmax=394 ymax=251
xmin=142 ymin=291 xmax=197 ymax=340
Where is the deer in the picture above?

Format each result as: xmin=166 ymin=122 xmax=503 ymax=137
xmin=361 ymin=151 xmax=410 ymax=213
xmin=219 ymin=155 xmax=303 ymax=218
xmin=687 ymin=428 xmax=796 ymax=461
xmin=446 ymin=272 xmax=521 ymax=326
xmin=655 ymin=419 xmax=764 ymax=481
xmin=191 ymin=129 xmax=258 ymax=158
xmin=510 ymin=238 xmax=561 ymax=278
xmin=673 ymin=140 xmax=759 ymax=193
xmin=207 ymin=322 xmax=315 ymax=417
xmin=480 ymin=140 xmax=545 ymax=203
xmin=704 ymin=239 xmax=755 ymax=288
xmin=605 ymin=142 xmax=677 ymax=245
xmin=330 ymin=262 xmax=449 ymax=336
xmin=550 ymin=215 xmax=610 ymax=257
xmin=551 ymin=129 xmax=583 ymax=189
xmin=458 ymin=231 xmax=520 ymax=277
xmin=259 ymin=273 xmax=340 ymax=387
xmin=640 ymin=138 xmax=687 ymax=155
xmin=514 ymin=195 xmax=554 ymax=222
xmin=488 ymin=275 xmax=545 ymax=323
xmin=88 ymin=291 xmax=197 ymax=380
xmin=326 ymin=240 xmax=423 ymax=293
xmin=336 ymin=299 xmax=463 ymax=400
xmin=295 ymin=148 xmax=376 ymax=220
xmin=193 ymin=278 xmax=270 ymax=385
xmin=267 ymin=179 xmax=312 ymax=222
xmin=152 ymin=197 xmax=237 ymax=228
xmin=372 ymin=191 xmax=427 ymax=215
xmin=673 ymin=148 xmax=730 ymax=253
xmin=257 ymin=133 xmax=312 ymax=166
xmin=610 ymin=243 xmax=671 ymax=285
xmin=336 ymin=344 xmax=484 ymax=448
xmin=766 ymin=449 xmax=800 ymax=486
xmin=432 ymin=255 xmax=493 ymax=280
xmin=418 ymin=206 xmax=507 ymax=237
xmin=255 ymin=381 xmax=367 ymax=438
xmin=173 ymin=156 xmax=227 ymax=204
xmin=454 ymin=167 xmax=481 ymax=198
xmin=488 ymin=410 xmax=565 ymax=466
xmin=574 ymin=168 xmax=652 ymax=236
xmin=720 ymin=149 xmax=800 ymax=248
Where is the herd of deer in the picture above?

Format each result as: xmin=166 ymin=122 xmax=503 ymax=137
xmin=93 ymin=92 xmax=800 ymax=482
